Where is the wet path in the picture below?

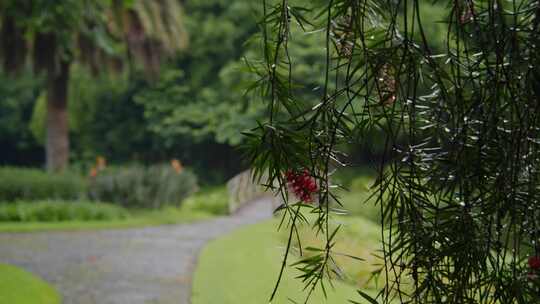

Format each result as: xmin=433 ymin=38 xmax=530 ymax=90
xmin=0 ymin=197 xmax=273 ymax=304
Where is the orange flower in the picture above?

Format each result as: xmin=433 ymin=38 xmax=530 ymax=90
xmin=171 ymin=159 xmax=183 ymax=174
xmin=96 ymin=156 xmax=107 ymax=170
xmin=89 ymin=167 xmax=98 ymax=178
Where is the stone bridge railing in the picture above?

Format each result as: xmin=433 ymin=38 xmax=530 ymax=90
xmin=227 ymin=170 xmax=277 ymax=213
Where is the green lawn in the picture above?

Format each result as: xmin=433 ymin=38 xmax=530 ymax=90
xmin=192 ymin=217 xmax=382 ymax=304
xmin=0 ymin=208 xmax=212 ymax=233
xmin=284 ymin=215 xmax=385 ymax=290
xmin=0 ymin=264 xmax=61 ymax=304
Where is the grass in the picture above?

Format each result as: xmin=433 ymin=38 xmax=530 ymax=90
xmin=0 ymin=201 xmax=129 ymax=222
xmin=0 ymin=264 xmax=61 ymax=304
xmin=0 ymin=207 xmax=212 ymax=233
xmin=192 ymin=168 xmax=389 ymax=304
xmin=192 ymin=216 xmax=382 ymax=304
xmin=284 ymin=214 xmax=385 ymax=289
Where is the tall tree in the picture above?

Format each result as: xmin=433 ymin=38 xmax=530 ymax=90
xmin=0 ymin=0 xmax=187 ymax=172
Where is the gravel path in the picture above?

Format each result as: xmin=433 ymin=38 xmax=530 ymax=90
xmin=0 ymin=197 xmax=273 ymax=304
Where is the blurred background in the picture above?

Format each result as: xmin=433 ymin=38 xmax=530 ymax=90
xmin=0 ymin=0 xmax=449 ymax=219
xmin=0 ymin=1 xmax=450 ymax=303
xmin=1 ymin=0 xmax=262 ymax=184
xmin=1 ymin=0 xmax=435 ymax=183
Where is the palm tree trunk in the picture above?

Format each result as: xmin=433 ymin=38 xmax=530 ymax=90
xmin=46 ymin=61 xmax=70 ymax=172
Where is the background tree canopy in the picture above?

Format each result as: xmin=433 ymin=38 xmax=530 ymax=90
xmin=2 ymin=0 xmax=364 ymax=183
xmin=0 ymin=0 xmax=187 ymax=172
xmin=0 ymin=0 xmax=461 ymax=182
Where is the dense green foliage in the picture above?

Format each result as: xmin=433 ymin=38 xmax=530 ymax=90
xmin=249 ymin=0 xmax=540 ymax=303
xmin=0 ymin=184 xmax=233 ymax=231
xmin=1 ymin=0 xmax=188 ymax=171
xmin=0 ymin=264 xmax=61 ymax=304
xmin=0 ymin=0 xmax=370 ymax=183
xmin=28 ymin=70 xmax=160 ymax=164
xmin=89 ymin=164 xmax=198 ymax=209
xmin=135 ymin=0 xmax=262 ymax=146
xmin=0 ymin=72 xmax=43 ymax=166
xmin=0 ymin=167 xmax=86 ymax=202
xmin=0 ymin=201 xmax=128 ymax=222
xmin=0 ymin=0 xmax=451 ymax=179
xmin=182 ymin=186 xmax=229 ymax=215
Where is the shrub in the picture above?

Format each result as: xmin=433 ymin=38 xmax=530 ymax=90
xmin=89 ymin=164 xmax=198 ymax=209
xmin=182 ymin=186 xmax=229 ymax=215
xmin=0 ymin=201 xmax=128 ymax=222
xmin=0 ymin=167 xmax=86 ymax=202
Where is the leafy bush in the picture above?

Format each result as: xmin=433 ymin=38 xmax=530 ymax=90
xmin=0 ymin=201 xmax=128 ymax=222
xmin=331 ymin=170 xmax=381 ymax=223
xmin=89 ymin=164 xmax=198 ymax=209
xmin=0 ymin=167 xmax=86 ymax=202
xmin=182 ymin=186 xmax=229 ymax=215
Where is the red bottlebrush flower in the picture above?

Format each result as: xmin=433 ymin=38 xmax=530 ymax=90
xmin=284 ymin=169 xmax=318 ymax=203
xmin=529 ymin=256 xmax=540 ymax=270
xmin=285 ymin=170 xmax=296 ymax=182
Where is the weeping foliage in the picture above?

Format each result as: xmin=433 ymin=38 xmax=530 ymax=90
xmin=0 ymin=0 xmax=188 ymax=77
xmin=109 ymin=0 xmax=189 ymax=74
xmin=246 ymin=0 xmax=540 ymax=303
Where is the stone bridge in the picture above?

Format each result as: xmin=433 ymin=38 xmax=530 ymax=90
xmin=226 ymin=169 xmax=279 ymax=214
